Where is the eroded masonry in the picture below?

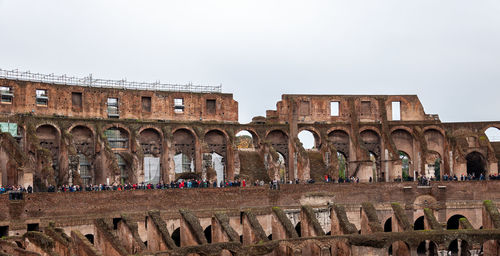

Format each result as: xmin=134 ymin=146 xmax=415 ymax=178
xmin=2 ymin=72 xmax=500 ymax=255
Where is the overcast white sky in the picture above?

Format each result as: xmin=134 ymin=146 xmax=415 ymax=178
xmin=1 ymin=0 xmax=499 ymax=129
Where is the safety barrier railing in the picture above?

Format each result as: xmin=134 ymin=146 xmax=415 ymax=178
xmin=0 ymin=68 xmax=222 ymax=93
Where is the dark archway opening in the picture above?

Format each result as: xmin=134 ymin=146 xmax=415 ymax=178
xmin=204 ymin=225 xmax=212 ymax=243
xmin=85 ymin=234 xmax=94 ymax=244
xmin=417 ymin=240 xmax=438 ymax=256
xmin=414 ymin=216 xmax=425 ymax=230
xmin=384 ymin=217 xmax=392 ymax=232
xmin=447 ymin=214 xmax=466 ymax=230
xmin=267 ymin=234 xmax=272 ymax=240
xmin=171 ymin=228 xmax=180 ymax=247
xmin=466 ymin=152 xmax=486 ymax=178
xmin=295 ymin=222 xmax=301 ymax=237
xmin=448 ymin=239 xmax=470 ymax=255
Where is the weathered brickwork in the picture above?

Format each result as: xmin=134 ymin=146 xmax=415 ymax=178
xmin=1 ymin=76 xmax=500 ymax=255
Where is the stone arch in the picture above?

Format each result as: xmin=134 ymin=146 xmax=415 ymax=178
xmin=266 ymin=129 xmax=289 ymax=160
xmin=104 ymin=126 xmax=130 ymax=150
xmin=388 ymin=241 xmax=410 ymax=256
xmin=298 ymin=126 xmax=321 ymax=149
xmin=204 ymin=130 xmax=228 ymax=183
xmin=447 ymin=214 xmax=466 ymax=230
xmin=360 ymin=129 xmax=381 ymax=157
xmin=139 ymin=128 xmax=163 ymax=184
xmin=35 ymin=124 xmax=61 ymax=185
xmin=414 ymin=216 xmax=425 ymax=230
xmin=139 ymin=128 xmax=162 ymax=156
xmin=465 ymin=151 xmax=486 ymax=178
xmin=424 ymin=128 xmax=445 ymax=160
xmin=327 ymin=130 xmax=350 ymax=158
xmin=235 ymin=129 xmax=259 ymax=149
xmin=70 ymin=125 xmax=94 ymax=155
xmin=391 ymin=128 xmax=414 ymax=160
xmin=171 ymin=227 xmax=180 ymax=247
xmin=204 ymin=129 xmax=228 ymax=156
xmin=84 ymin=234 xmax=94 ymax=244
xmin=384 ymin=217 xmax=392 ymax=232
xmin=173 ymin=128 xmax=196 ymax=174
xmin=203 ymin=225 xmax=212 ymax=243
xmin=448 ymin=239 xmax=471 ymax=256
xmin=416 ymin=240 xmax=438 ymax=255
xmin=70 ymin=125 xmax=95 ymax=186
xmin=295 ymin=222 xmax=301 ymax=237
xmin=360 ymin=129 xmax=381 ymax=180
xmin=425 ymin=151 xmax=441 ymax=179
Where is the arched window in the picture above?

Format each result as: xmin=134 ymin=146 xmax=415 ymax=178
xmin=105 ymin=128 xmax=128 ymax=149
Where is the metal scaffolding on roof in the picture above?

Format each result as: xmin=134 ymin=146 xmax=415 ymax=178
xmin=0 ymin=68 xmax=222 ymax=93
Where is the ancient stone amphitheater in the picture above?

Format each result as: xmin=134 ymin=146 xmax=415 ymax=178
xmin=1 ymin=70 xmax=500 ymax=255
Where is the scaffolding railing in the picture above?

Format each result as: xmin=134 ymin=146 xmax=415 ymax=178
xmin=0 ymin=68 xmax=222 ymax=93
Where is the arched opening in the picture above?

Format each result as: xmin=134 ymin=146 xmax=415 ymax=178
xmin=139 ymin=128 xmax=162 ymax=184
xmin=236 ymin=130 xmax=256 ymax=149
xmin=85 ymin=234 xmax=94 ymax=244
xmin=328 ymin=130 xmax=350 ymax=160
xmin=204 ymin=225 xmax=212 ymax=243
xmin=447 ymin=214 xmax=466 ymax=230
xmin=266 ymin=130 xmax=289 ymax=181
xmin=204 ymin=130 xmax=227 ymax=185
xmin=414 ymin=216 xmax=425 ymax=230
xmin=485 ymin=127 xmax=500 ymax=142
xmin=360 ymin=130 xmax=381 ymax=180
xmin=71 ymin=126 xmax=94 ymax=185
xmin=417 ymin=240 xmax=438 ymax=256
xmin=298 ymin=130 xmax=317 ymax=149
xmin=171 ymin=227 xmax=180 ymax=247
xmin=105 ymin=127 xmax=129 ymax=149
xmin=466 ymin=151 xmax=486 ymax=178
xmin=384 ymin=217 xmax=392 ymax=232
xmin=36 ymin=124 xmax=60 ymax=171
xmin=448 ymin=239 xmax=470 ymax=255
xmin=389 ymin=241 xmax=410 ymax=256
xmin=295 ymin=222 xmax=301 ymax=237
xmin=399 ymin=151 xmax=411 ymax=181
xmin=338 ymin=152 xmax=348 ymax=181
xmin=173 ymin=129 xmax=196 ymax=174
xmin=267 ymin=234 xmax=272 ymax=240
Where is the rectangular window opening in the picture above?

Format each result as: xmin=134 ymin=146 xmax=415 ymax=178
xmin=206 ymin=99 xmax=216 ymax=115
xmin=0 ymin=226 xmax=8 ymax=238
xmin=27 ymin=223 xmax=39 ymax=232
xmin=107 ymin=98 xmax=119 ymax=118
xmin=0 ymin=86 xmax=13 ymax=104
xmin=174 ymin=98 xmax=184 ymax=113
xmin=392 ymin=101 xmax=401 ymax=121
xmin=330 ymin=101 xmax=339 ymax=116
xmin=113 ymin=218 xmax=122 ymax=230
xmin=36 ymin=89 xmax=48 ymax=106
xmin=72 ymin=92 xmax=82 ymax=110
xmin=142 ymin=96 xmax=152 ymax=112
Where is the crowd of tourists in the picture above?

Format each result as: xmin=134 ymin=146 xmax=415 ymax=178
xmin=0 ymin=172 xmax=498 ymax=194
